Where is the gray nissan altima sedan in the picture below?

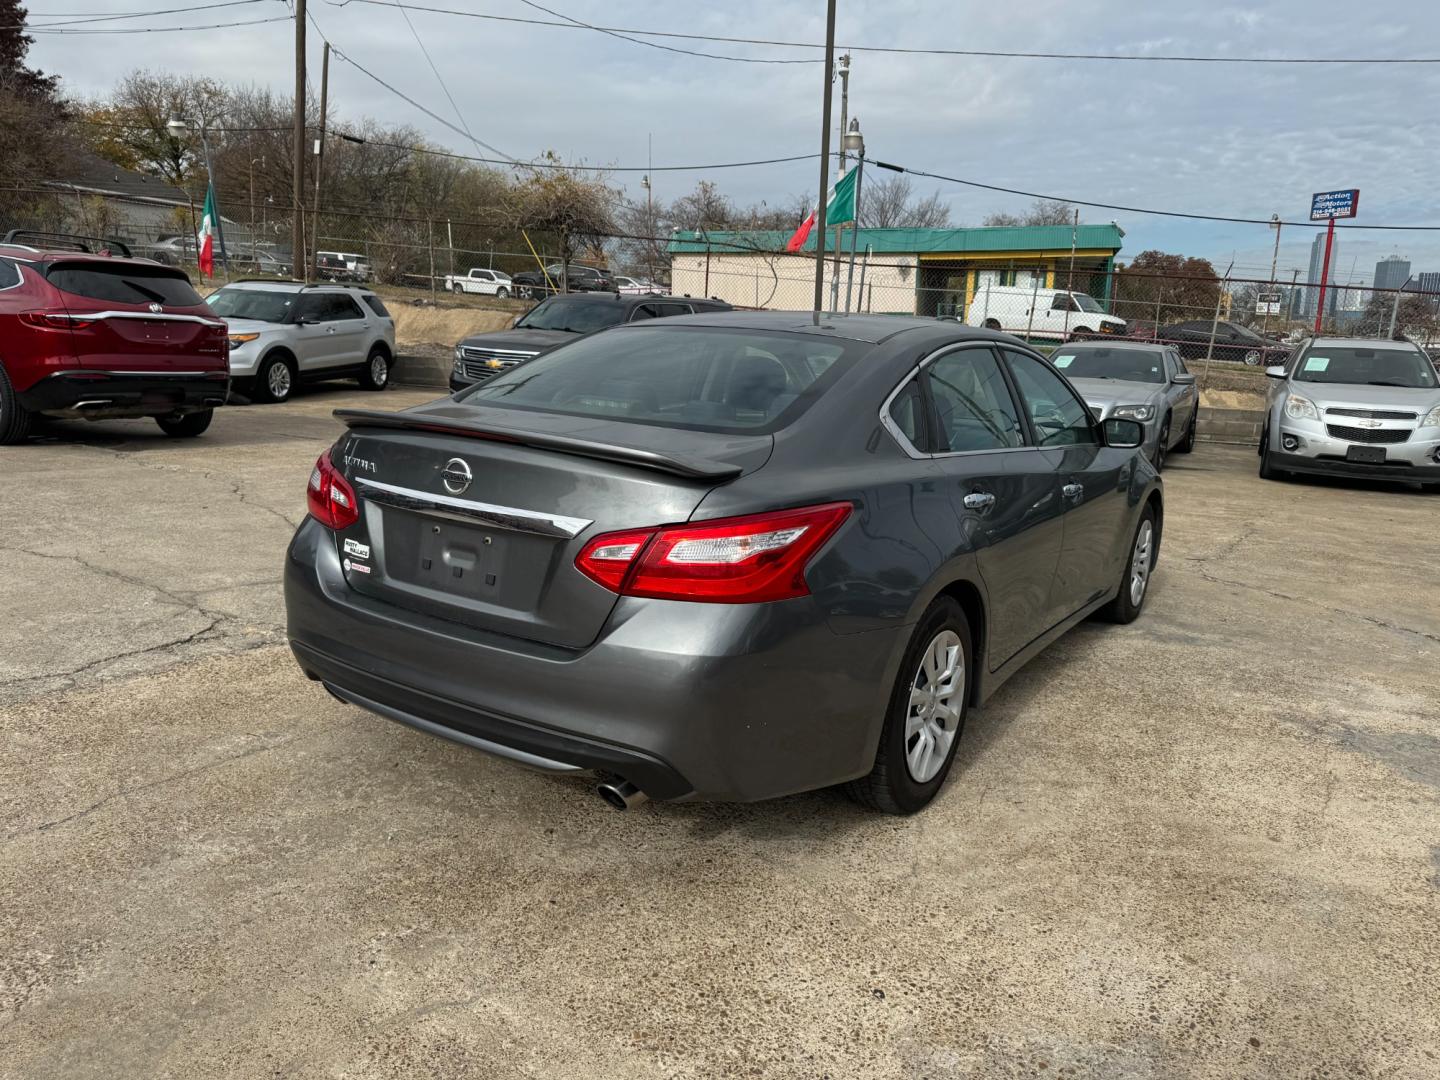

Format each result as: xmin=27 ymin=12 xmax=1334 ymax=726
xmin=285 ymin=313 xmax=1163 ymax=814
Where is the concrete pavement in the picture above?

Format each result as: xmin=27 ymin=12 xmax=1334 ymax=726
xmin=2 ymin=389 xmax=1438 ymax=1079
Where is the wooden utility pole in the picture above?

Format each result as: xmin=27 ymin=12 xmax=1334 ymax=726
xmin=311 ymin=41 xmax=329 ymax=270
xmin=292 ymin=0 xmax=307 ymax=283
xmin=810 ymin=0 xmax=837 ymax=320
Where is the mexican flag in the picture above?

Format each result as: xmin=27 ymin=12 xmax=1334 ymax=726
xmin=197 ymin=182 xmax=217 ymax=277
xmin=785 ymin=166 xmax=858 ymax=253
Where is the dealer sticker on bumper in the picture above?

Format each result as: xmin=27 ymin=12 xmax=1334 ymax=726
xmin=343 ymin=538 xmax=370 ymax=559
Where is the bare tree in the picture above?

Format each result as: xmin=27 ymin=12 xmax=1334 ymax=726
xmin=509 ymin=154 xmax=617 ymax=281
xmin=983 ymin=198 xmax=1076 ymax=227
xmin=858 ymin=173 xmax=951 ymax=229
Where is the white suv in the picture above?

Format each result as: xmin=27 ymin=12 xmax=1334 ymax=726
xmin=206 ymin=282 xmax=397 ymax=403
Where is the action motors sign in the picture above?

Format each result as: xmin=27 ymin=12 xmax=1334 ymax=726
xmin=1310 ymin=189 xmax=1360 ymax=221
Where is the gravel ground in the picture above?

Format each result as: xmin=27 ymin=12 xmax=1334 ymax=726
xmin=2 ymin=388 xmax=1438 ymax=1079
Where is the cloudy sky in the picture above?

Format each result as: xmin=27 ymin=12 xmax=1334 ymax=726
xmin=27 ymin=0 xmax=1440 ymax=287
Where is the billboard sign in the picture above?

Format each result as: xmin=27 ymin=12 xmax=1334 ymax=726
xmin=1310 ymin=189 xmax=1360 ymax=221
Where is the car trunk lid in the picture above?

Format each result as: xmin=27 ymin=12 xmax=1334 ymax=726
xmin=328 ymin=403 xmax=773 ymax=648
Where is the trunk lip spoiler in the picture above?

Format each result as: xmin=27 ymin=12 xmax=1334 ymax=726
xmin=333 ymin=408 xmax=748 ymax=482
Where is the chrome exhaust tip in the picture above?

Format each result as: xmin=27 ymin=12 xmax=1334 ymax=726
xmin=596 ymin=777 xmax=648 ymax=811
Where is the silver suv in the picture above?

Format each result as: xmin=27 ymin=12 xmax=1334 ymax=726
xmin=1260 ymin=336 xmax=1440 ymax=489
xmin=205 ymin=281 xmax=397 ymax=403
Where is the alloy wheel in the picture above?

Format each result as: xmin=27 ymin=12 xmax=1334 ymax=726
xmin=1129 ymin=520 xmax=1154 ymax=607
xmin=370 ymin=354 xmax=388 ymax=386
xmin=268 ymin=362 xmax=292 ymax=400
xmin=903 ymin=630 xmax=964 ymax=783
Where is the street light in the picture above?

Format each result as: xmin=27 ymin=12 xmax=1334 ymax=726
xmin=842 ymin=118 xmax=866 ymax=313
xmin=166 ymin=115 xmax=229 ymax=278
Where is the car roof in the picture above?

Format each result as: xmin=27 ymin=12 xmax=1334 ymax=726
xmin=535 ymin=291 xmax=729 ymax=307
xmin=1302 ymin=336 xmax=1422 ymax=350
xmin=1058 ymin=340 xmax=1164 ymax=352
xmin=215 ymin=280 xmax=372 ymax=294
xmin=0 ymin=243 xmax=171 ymax=268
xmin=648 ymin=309 xmax=1021 ymax=346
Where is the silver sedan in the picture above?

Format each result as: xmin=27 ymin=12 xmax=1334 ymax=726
xmin=1049 ymin=342 xmax=1199 ymax=470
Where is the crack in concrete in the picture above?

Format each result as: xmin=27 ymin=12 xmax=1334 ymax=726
xmin=2 ymin=732 xmax=304 ymax=844
xmin=1182 ymin=527 xmax=1440 ymax=647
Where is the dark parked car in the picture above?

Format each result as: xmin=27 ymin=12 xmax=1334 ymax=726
xmin=286 ymin=313 xmax=1162 ymax=814
xmin=449 ymin=292 xmax=732 ymax=391
xmin=1156 ymin=319 xmax=1288 ymax=366
xmin=510 ymin=262 xmax=614 ymax=299
xmin=0 ymin=231 xmax=228 ymax=444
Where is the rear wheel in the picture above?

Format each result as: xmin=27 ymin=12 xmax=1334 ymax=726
xmin=0 ymin=363 xmax=34 ymax=445
xmin=846 ymin=597 xmax=972 ymax=815
xmin=155 ymin=409 xmax=213 ymax=438
xmin=1243 ymin=349 xmax=1263 ymax=366
xmin=254 ymin=353 xmax=295 ymax=404
xmin=360 ymin=346 xmax=390 ymax=390
xmin=1099 ymin=505 xmax=1157 ymax=624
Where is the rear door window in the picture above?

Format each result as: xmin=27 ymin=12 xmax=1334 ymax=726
xmin=327 ymin=294 xmax=365 ymax=320
xmin=464 ymin=325 xmax=865 ymax=434
xmin=361 ymin=294 xmax=390 ymax=318
xmin=924 ymin=348 xmax=1025 ymax=452
xmin=46 ymin=263 xmax=204 ymax=307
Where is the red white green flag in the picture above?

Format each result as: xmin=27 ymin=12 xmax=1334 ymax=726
xmin=785 ymin=166 xmax=858 ymax=253
xmin=197 ymin=182 xmax=217 ymax=276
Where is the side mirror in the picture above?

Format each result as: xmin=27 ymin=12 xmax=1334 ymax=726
xmin=1265 ymin=365 xmax=1287 ymax=379
xmin=1171 ymin=372 xmax=1196 ymax=386
xmin=1103 ymin=417 xmax=1145 ymax=449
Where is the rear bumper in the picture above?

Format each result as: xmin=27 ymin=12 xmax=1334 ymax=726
xmin=284 ymin=517 xmax=902 ymax=802
xmin=18 ymin=370 xmax=230 ymax=418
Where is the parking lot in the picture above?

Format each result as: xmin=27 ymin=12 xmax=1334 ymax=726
xmin=3 ymin=388 xmax=1439 ymax=1079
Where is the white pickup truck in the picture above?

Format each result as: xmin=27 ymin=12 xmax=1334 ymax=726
xmin=444 ymin=267 xmax=513 ymax=298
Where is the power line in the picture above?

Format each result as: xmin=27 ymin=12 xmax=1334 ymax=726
xmin=21 ymin=0 xmax=268 ymax=29
xmin=24 ymin=14 xmax=291 ymax=34
xmin=388 ymin=2 xmax=514 ymax=161
xmin=872 ymin=159 xmax=1440 ymax=231
xmin=508 ymin=0 xmax=813 ymax=65
xmin=327 ymin=1 xmax=1440 ymax=65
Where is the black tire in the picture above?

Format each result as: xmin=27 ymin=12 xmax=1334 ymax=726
xmin=1072 ymin=326 xmax=1094 ymax=339
xmin=359 ymin=346 xmax=390 ymax=391
xmin=496 ymin=287 xmax=510 ymax=299
xmin=846 ymin=597 xmax=973 ymax=815
xmin=1152 ymin=416 xmax=1171 ymax=471
xmin=452 ymin=283 xmax=464 ymax=294
xmin=1175 ymin=408 xmax=1198 ymax=454
xmin=1257 ymin=425 xmax=1288 ymax=481
xmin=155 ymin=409 xmax=213 ymax=438
xmin=0 ymin=362 xmax=34 ymax=445
xmin=1098 ymin=504 xmax=1158 ymax=624
xmin=253 ymin=352 xmax=295 ymax=404
xmin=983 ymin=318 xmax=1001 ymax=330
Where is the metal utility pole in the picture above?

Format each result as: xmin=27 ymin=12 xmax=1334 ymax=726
xmin=830 ymin=53 xmax=850 ymax=312
xmin=292 ymin=0 xmax=308 ymax=283
xmin=1313 ymin=217 xmax=1336 ymax=334
xmin=1388 ymin=274 xmax=1414 ymax=338
xmin=311 ymin=41 xmax=329 ymax=270
xmin=810 ymin=0 xmax=837 ymax=320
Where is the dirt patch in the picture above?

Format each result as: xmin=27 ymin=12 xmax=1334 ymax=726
xmin=1201 ymin=388 xmax=1265 ymax=411
xmin=391 ymin=306 xmax=514 ymax=348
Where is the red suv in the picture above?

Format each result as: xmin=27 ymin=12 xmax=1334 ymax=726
xmin=0 ymin=231 xmax=229 ymax=444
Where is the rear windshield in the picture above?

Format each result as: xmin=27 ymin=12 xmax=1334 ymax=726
xmin=361 ymin=294 xmax=390 ymax=318
xmin=205 ymin=287 xmax=297 ymax=323
xmin=1293 ymin=346 xmax=1437 ymax=388
xmin=46 ymin=263 xmax=204 ymax=307
xmin=460 ymin=325 xmax=864 ymax=433
xmin=515 ymin=297 xmax=627 ymax=334
xmin=1051 ymin=347 xmax=1165 ymax=383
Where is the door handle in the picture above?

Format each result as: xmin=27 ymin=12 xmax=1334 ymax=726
xmin=962 ymin=491 xmax=996 ymax=511
xmin=1062 ymin=482 xmax=1084 ymax=500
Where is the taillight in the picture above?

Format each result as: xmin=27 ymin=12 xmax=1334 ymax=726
xmin=575 ymin=502 xmax=852 ymax=604
xmin=306 ymin=450 xmax=360 ymax=530
xmin=19 ymin=311 xmax=93 ymax=330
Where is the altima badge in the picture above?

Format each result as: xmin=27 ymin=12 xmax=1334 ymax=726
xmin=440 ymin=457 xmax=473 ymax=495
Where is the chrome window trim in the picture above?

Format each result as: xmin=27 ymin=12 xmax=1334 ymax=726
xmin=354 ymin=477 xmax=593 ymax=539
xmin=878 ymin=341 xmax=1042 ymax=461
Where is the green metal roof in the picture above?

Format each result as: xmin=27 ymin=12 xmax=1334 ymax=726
xmin=667 ymin=224 xmax=1124 ymax=256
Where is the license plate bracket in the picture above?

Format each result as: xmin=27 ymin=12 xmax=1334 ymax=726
xmin=1345 ymin=445 xmax=1386 ymax=464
